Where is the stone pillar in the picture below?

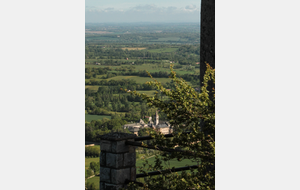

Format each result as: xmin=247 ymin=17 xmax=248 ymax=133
xmin=99 ymin=132 xmax=137 ymax=190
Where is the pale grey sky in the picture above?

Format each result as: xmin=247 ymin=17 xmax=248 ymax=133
xmin=85 ymin=0 xmax=201 ymax=23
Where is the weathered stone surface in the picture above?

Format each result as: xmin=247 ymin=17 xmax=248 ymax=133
xmin=127 ymin=139 xmax=136 ymax=153
xmin=130 ymin=167 xmax=136 ymax=181
xmin=106 ymin=153 xmax=123 ymax=168
xmin=124 ymin=152 xmax=136 ymax=167
xmin=100 ymin=152 xmax=106 ymax=166
xmin=100 ymin=132 xmax=137 ymax=141
xmin=100 ymin=182 xmax=105 ymax=190
xmin=105 ymin=183 xmax=124 ymax=190
xmin=100 ymin=140 xmax=112 ymax=152
xmin=112 ymin=140 xmax=128 ymax=153
xmin=111 ymin=168 xmax=130 ymax=184
xmin=100 ymin=167 xmax=111 ymax=183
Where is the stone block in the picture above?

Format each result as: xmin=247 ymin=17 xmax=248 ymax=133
xmin=124 ymin=152 xmax=136 ymax=167
xmin=100 ymin=167 xmax=111 ymax=183
xmin=100 ymin=152 xmax=106 ymax=166
xmin=100 ymin=182 xmax=105 ymax=190
xmin=130 ymin=167 xmax=136 ymax=181
xmin=111 ymin=168 xmax=130 ymax=184
xmin=100 ymin=140 xmax=112 ymax=152
xmin=112 ymin=140 xmax=128 ymax=153
xmin=106 ymin=153 xmax=123 ymax=168
xmin=127 ymin=139 xmax=136 ymax=153
xmin=105 ymin=183 xmax=124 ymax=190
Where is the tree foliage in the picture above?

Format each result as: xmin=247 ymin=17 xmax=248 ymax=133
xmin=85 ymin=146 xmax=100 ymax=158
xmin=85 ymin=182 xmax=96 ymax=190
xmin=90 ymin=161 xmax=100 ymax=175
xmin=124 ymin=63 xmax=215 ymax=190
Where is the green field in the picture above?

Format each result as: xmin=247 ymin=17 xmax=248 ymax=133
xmin=85 ymin=65 xmax=120 ymax=69
xmin=85 ymin=157 xmax=99 ymax=170
xmin=85 ymin=85 xmax=100 ymax=91
xmin=136 ymin=156 xmax=198 ymax=169
xmin=85 ymin=114 xmax=111 ymax=122
xmin=148 ymin=37 xmax=180 ymax=42
xmin=135 ymin=90 xmax=157 ymax=96
xmin=123 ymin=76 xmax=172 ymax=84
xmin=148 ymin=47 xmax=178 ymax=53
xmin=86 ymin=76 xmax=172 ymax=84
xmin=121 ymin=47 xmax=147 ymax=50
xmin=85 ymin=63 xmax=196 ymax=77
xmin=85 ymin=59 xmax=98 ymax=63
xmin=85 ymin=58 xmax=136 ymax=64
xmin=86 ymin=154 xmax=198 ymax=188
xmin=86 ymin=176 xmax=100 ymax=189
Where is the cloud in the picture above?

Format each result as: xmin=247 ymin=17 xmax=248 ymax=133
xmin=104 ymin=7 xmax=114 ymax=12
xmin=185 ymin=4 xmax=196 ymax=10
xmin=127 ymin=4 xmax=182 ymax=14
xmin=130 ymin=4 xmax=160 ymax=12
xmin=167 ymin=6 xmax=177 ymax=11
xmin=85 ymin=4 xmax=200 ymax=16
xmin=182 ymin=4 xmax=198 ymax=12
xmin=85 ymin=6 xmax=114 ymax=13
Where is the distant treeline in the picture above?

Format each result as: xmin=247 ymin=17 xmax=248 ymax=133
xmin=85 ymin=44 xmax=200 ymax=64
xmin=86 ymin=73 xmax=199 ymax=87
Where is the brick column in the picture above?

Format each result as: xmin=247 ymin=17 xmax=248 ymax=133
xmin=99 ymin=132 xmax=137 ymax=190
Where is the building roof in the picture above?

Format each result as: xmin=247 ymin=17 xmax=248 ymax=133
xmin=156 ymin=123 xmax=169 ymax=128
xmin=124 ymin=123 xmax=141 ymax=128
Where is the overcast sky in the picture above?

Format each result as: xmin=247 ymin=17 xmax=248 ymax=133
xmin=85 ymin=0 xmax=201 ymax=23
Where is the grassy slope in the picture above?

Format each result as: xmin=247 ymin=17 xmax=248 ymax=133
xmin=85 ymin=157 xmax=99 ymax=170
xmin=85 ymin=114 xmax=111 ymax=122
xmin=86 ymin=176 xmax=100 ymax=189
xmin=136 ymin=156 xmax=198 ymax=169
xmin=86 ymin=153 xmax=198 ymax=188
xmin=85 ymin=85 xmax=99 ymax=91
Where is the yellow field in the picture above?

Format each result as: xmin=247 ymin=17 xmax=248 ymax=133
xmin=121 ymin=47 xmax=146 ymax=51
xmin=85 ymin=85 xmax=99 ymax=91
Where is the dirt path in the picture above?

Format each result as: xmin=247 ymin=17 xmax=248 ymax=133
xmin=86 ymin=175 xmax=95 ymax=180
xmin=137 ymin=154 xmax=156 ymax=162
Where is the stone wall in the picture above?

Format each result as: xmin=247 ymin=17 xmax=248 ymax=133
xmin=99 ymin=132 xmax=137 ymax=190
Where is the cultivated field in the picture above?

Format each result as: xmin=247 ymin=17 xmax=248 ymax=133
xmin=121 ymin=47 xmax=147 ymax=50
xmin=85 ymin=114 xmax=111 ymax=122
xmin=85 ymin=31 xmax=113 ymax=34
xmin=86 ymin=76 xmax=172 ymax=84
xmin=147 ymin=47 xmax=178 ymax=53
xmin=135 ymin=90 xmax=157 ymax=96
xmin=85 ymin=85 xmax=100 ymax=91
xmin=108 ymin=76 xmax=172 ymax=84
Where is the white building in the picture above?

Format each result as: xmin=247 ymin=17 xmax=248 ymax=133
xmin=123 ymin=111 xmax=172 ymax=136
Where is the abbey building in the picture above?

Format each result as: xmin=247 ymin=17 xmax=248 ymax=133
xmin=123 ymin=110 xmax=173 ymax=136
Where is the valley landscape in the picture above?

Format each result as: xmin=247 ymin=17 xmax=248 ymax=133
xmin=85 ymin=23 xmax=201 ymax=189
